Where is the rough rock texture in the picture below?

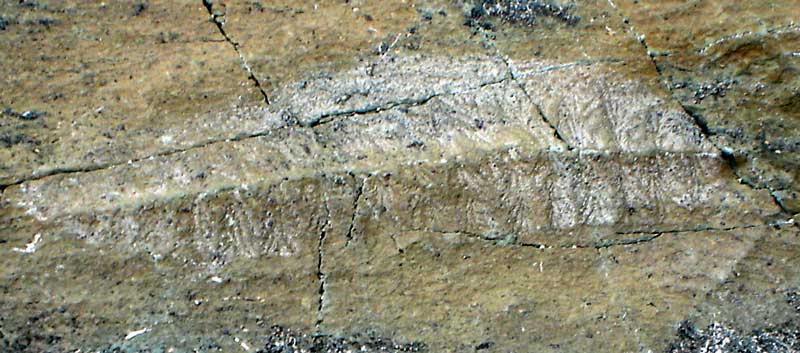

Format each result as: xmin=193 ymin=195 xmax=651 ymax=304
xmin=1 ymin=1 xmax=799 ymax=352
xmin=616 ymin=0 xmax=800 ymax=214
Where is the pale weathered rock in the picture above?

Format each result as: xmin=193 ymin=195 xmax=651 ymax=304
xmin=1 ymin=1 xmax=799 ymax=352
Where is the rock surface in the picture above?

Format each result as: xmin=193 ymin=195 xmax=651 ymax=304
xmin=1 ymin=1 xmax=799 ymax=352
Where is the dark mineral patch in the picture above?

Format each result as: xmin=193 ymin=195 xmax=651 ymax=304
xmin=693 ymin=78 xmax=737 ymax=102
xmin=0 ymin=133 xmax=38 ymax=148
xmin=18 ymin=0 xmax=43 ymax=9
xmin=466 ymin=0 xmax=580 ymax=28
xmin=789 ymin=288 xmax=800 ymax=313
xmin=258 ymin=326 xmax=427 ymax=353
xmin=668 ymin=321 xmax=800 ymax=353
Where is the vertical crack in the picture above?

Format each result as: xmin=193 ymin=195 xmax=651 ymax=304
xmin=315 ymin=194 xmax=332 ymax=330
xmin=344 ymin=173 xmax=366 ymax=248
xmin=201 ymin=0 xmax=271 ymax=104
xmin=315 ymin=228 xmax=327 ymax=329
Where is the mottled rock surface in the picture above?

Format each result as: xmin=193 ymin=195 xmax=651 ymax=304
xmin=1 ymin=1 xmax=799 ymax=352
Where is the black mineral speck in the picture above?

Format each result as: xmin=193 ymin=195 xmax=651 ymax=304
xmin=421 ymin=10 xmax=434 ymax=21
xmin=3 ymin=108 xmax=45 ymax=120
xmin=475 ymin=341 xmax=495 ymax=350
xmin=406 ymin=140 xmax=425 ymax=148
xmin=32 ymin=17 xmax=56 ymax=28
xmin=132 ymin=3 xmax=149 ymax=17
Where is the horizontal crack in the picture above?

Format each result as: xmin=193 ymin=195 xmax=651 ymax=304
xmin=303 ymin=75 xmax=511 ymax=128
xmin=582 ymin=233 xmax=663 ymax=249
xmin=412 ymin=228 xmax=661 ymax=250
xmin=156 ymin=38 xmax=226 ymax=45
xmin=0 ymin=127 xmax=285 ymax=190
xmin=405 ymin=219 xmax=794 ymax=251
xmin=591 ymin=220 xmax=795 ymax=248
xmin=612 ymin=223 xmax=775 ymax=236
